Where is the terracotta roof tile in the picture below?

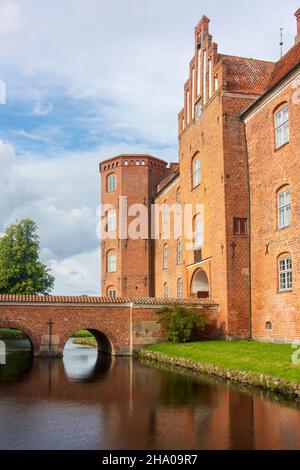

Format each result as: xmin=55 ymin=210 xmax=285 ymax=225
xmin=221 ymin=55 xmax=275 ymax=95
xmin=0 ymin=294 xmax=217 ymax=307
xmin=265 ymin=41 xmax=300 ymax=91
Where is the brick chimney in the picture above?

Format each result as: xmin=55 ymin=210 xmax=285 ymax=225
xmin=295 ymin=8 xmax=300 ymax=44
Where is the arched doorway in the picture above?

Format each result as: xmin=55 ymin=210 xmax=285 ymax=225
xmin=191 ymin=269 xmax=209 ymax=299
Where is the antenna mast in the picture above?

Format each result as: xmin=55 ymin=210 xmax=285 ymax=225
xmin=280 ymin=27 xmax=284 ymax=58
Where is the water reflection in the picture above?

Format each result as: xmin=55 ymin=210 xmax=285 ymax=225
xmin=0 ymin=340 xmax=300 ymax=450
xmin=63 ymin=339 xmax=112 ymax=381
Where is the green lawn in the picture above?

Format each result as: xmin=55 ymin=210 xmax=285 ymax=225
xmin=0 ymin=329 xmax=25 ymax=339
xmin=146 ymin=340 xmax=300 ymax=383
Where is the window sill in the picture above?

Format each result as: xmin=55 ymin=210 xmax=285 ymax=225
xmin=277 ymin=225 xmax=291 ymax=232
xmin=274 ymin=141 xmax=289 ymax=153
xmin=277 ymin=289 xmax=292 ymax=294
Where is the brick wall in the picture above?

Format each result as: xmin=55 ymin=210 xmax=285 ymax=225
xmin=244 ymin=75 xmax=300 ymax=342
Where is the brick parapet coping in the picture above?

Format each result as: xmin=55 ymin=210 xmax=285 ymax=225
xmin=0 ymin=294 xmax=218 ymax=307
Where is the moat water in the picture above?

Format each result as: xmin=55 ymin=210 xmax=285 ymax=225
xmin=0 ymin=339 xmax=300 ymax=450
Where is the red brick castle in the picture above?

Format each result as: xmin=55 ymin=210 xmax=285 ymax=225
xmin=100 ymin=10 xmax=300 ymax=343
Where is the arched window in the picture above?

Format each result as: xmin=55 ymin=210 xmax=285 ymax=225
xmin=177 ymin=279 xmax=183 ymax=299
xmin=194 ymin=215 xmax=203 ymax=249
xmin=177 ymin=239 xmax=182 ymax=265
xmin=107 ymin=174 xmax=116 ymax=192
xmin=163 ymin=283 xmax=169 ymax=299
xmin=107 ymin=209 xmax=116 ymax=232
xmin=107 ymin=287 xmax=117 ymax=298
xmin=107 ymin=251 xmax=117 ymax=273
xmin=192 ymin=156 xmax=201 ymax=188
xmin=163 ymin=244 xmax=168 ymax=270
xmin=278 ymin=187 xmax=291 ymax=229
xmin=141 ymin=160 xmax=146 ymax=166
xmin=278 ymin=254 xmax=292 ymax=292
xmin=136 ymin=160 xmax=140 ymax=166
xmin=124 ymin=160 xmax=129 ymax=166
xmin=274 ymin=104 xmax=289 ymax=149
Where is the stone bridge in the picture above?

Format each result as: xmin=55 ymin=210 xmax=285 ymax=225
xmin=0 ymin=295 xmax=218 ymax=357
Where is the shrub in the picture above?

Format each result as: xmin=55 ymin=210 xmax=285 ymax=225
xmin=157 ymin=305 xmax=207 ymax=343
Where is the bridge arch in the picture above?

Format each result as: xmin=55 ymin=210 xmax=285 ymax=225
xmin=60 ymin=322 xmax=118 ymax=356
xmin=0 ymin=318 xmax=40 ymax=355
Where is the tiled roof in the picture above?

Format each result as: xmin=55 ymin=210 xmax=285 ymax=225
xmin=221 ymin=55 xmax=275 ymax=95
xmin=241 ymin=41 xmax=300 ymax=119
xmin=155 ymin=171 xmax=180 ymax=197
xmin=265 ymin=40 xmax=300 ymax=91
xmin=0 ymin=294 xmax=218 ymax=307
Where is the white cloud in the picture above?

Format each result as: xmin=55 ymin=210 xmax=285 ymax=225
xmin=31 ymin=102 xmax=53 ymax=116
xmin=48 ymin=250 xmax=100 ymax=296
xmin=1 ymin=0 xmax=299 ymax=295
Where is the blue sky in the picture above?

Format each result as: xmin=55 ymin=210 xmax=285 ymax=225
xmin=0 ymin=0 xmax=299 ymax=295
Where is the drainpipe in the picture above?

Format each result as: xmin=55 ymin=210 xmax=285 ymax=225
xmin=242 ymin=120 xmax=252 ymax=340
xmin=130 ymin=301 xmax=133 ymax=355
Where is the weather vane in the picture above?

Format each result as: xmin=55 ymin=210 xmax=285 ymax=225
xmin=280 ymin=27 xmax=284 ymax=58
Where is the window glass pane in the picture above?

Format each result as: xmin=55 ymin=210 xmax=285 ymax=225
xmin=278 ymin=190 xmax=291 ymax=228
xmin=279 ymin=257 xmax=292 ymax=291
xmin=275 ymin=107 xmax=289 ymax=148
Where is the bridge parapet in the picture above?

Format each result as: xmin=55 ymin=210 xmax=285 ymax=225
xmin=0 ymin=295 xmax=219 ymax=357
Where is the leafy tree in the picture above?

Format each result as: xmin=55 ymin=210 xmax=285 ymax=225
xmin=0 ymin=219 xmax=55 ymax=295
xmin=157 ymin=304 xmax=207 ymax=343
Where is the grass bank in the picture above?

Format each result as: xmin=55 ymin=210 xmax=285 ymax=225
xmin=0 ymin=329 xmax=25 ymax=340
xmin=72 ymin=330 xmax=93 ymax=338
xmin=72 ymin=337 xmax=97 ymax=348
xmin=141 ymin=341 xmax=300 ymax=397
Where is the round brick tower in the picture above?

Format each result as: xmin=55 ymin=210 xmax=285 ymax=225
xmin=99 ymin=154 xmax=168 ymax=298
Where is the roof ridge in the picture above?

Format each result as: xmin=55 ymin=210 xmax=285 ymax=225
xmin=0 ymin=294 xmax=218 ymax=306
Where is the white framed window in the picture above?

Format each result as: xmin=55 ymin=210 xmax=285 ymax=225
xmin=278 ymin=256 xmax=292 ymax=291
xmin=275 ymin=106 xmax=289 ymax=148
xmin=163 ymin=245 xmax=168 ymax=270
xmin=107 ymin=209 xmax=116 ymax=232
xmin=278 ymin=188 xmax=291 ymax=229
xmin=193 ymin=158 xmax=201 ymax=188
xmin=177 ymin=279 xmax=183 ymax=299
xmin=163 ymin=283 xmax=169 ymax=298
xmin=177 ymin=239 xmax=182 ymax=265
xmin=163 ymin=201 xmax=168 ymax=225
xmin=107 ymin=252 xmax=117 ymax=273
xmin=107 ymin=174 xmax=116 ymax=192
xmin=194 ymin=218 xmax=203 ymax=249
xmin=108 ymin=289 xmax=117 ymax=298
